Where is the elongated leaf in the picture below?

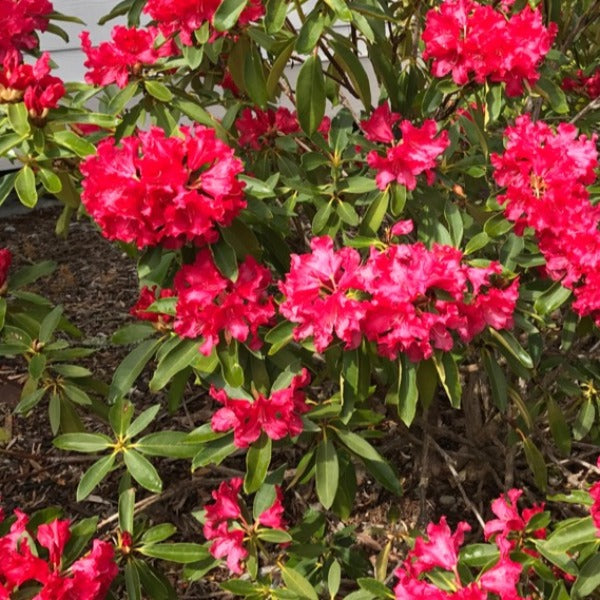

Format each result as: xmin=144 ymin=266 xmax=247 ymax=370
xmin=214 ymin=0 xmax=248 ymax=31
xmin=109 ymin=338 xmax=161 ymax=402
xmin=77 ymin=454 xmax=116 ymax=501
xmin=15 ymin=165 xmax=37 ymax=208
xmin=139 ymin=543 xmax=210 ymax=563
xmin=281 ymin=564 xmax=319 ymax=600
xmin=136 ymin=431 xmax=200 ymax=458
xmin=144 ymin=80 xmax=173 ymax=102
xmin=39 ymin=305 xmax=63 ymax=344
xmin=316 ymin=438 xmax=339 ymax=509
xmin=127 ymin=404 xmax=160 ymax=439
xmin=297 ymin=55 xmax=325 ymax=135
xmin=123 ymin=449 xmax=162 ymax=493
xmin=54 ymin=433 xmax=114 ymax=453
xmin=245 ymin=433 xmax=272 ymax=494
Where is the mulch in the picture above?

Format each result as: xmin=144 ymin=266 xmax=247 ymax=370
xmin=0 ymin=206 xmax=594 ymax=598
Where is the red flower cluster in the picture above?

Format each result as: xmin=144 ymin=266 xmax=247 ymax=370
xmin=0 ymin=0 xmax=53 ymax=60
xmin=562 ymin=68 xmax=600 ymax=99
xmin=236 ymin=106 xmax=331 ymax=150
xmin=209 ymin=369 xmax=310 ymax=447
xmin=80 ymin=125 xmax=245 ymax=248
xmin=0 ymin=509 xmax=117 ymax=599
xmin=81 ymin=26 xmax=177 ymax=88
xmin=394 ymin=505 xmax=531 ymax=600
xmin=362 ymin=104 xmax=449 ymax=190
xmin=0 ymin=248 xmax=11 ymax=290
xmin=491 ymin=114 xmax=600 ymax=324
xmin=279 ymin=236 xmax=518 ymax=361
xmin=203 ymin=478 xmax=286 ymax=574
xmin=143 ymin=0 xmax=264 ymax=46
xmin=173 ymin=251 xmax=275 ymax=355
xmin=130 ymin=285 xmax=174 ymax=325
xmin=0 ymin=51 xmax=65 ymax=118
xmin=422 ymin=0 xmax=556 ymax=96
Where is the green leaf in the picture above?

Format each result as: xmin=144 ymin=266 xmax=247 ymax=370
xmin=464 ymin=232 xmax=490 ymax=255
xmin=77 ymin=454 xmax=116 ymax=501
xmin=125 ymin=561 xmax=142 ymax=600
xmin=192 ymin=436 xmax=237 ymax=469
xmin=267 ymin=38 xmax=295 ymax=99
xmin=149 ymin=338 xmax=199 ymax=392
xmin=244 ymin=45 xmax=268 ymax=108
xmin=296 ymin=8 xmax=326 ymax=54
xmin=0 ymin=132 xmax=27 ymax=156
xmin=337 ymin=201 xmax=360 ymax=226
xmin=398 ymin=356 xmax=419 ymax=426
xmin=328 ymin=560 xmax=342 ymax=598
xmin=29 ymin=353 xmax=47 ymax=381
xmin=571 ymin=553 xmax=600 ymax=598
xmin=54 ymin=433 xmax=113 ymax=453
xmin=256 ymin=528 xmax=292 ymax=543
xmin=297 ymin=55 xmax=326 ymax=135
xmin=14 ymin=388 xmax=46 ymax=414
xmin=119 ymin=488 xmax=135 ymax=533
xmin=38 ymin=168 xmax=62 ymax=194
xmin=522 ymin=437 xmax=547 ymax=492
xmin=433 ymin=352 xmax=461 ymax=408
xmin=123 ymin=448 xmax=162 ymax=493
xmin=357 ymin=578 xmax=394 ymax=598
xmin=573 ymin=399 xmax=595 ymax=441
xmin=112 ymin=323 xmax=156 ymax=345
xmin=7 ymin=103 xmax=30 ymax=135
xmin=0 ymin=171 xmax=18 ymax=206
xmin=245 ymin=433 xmax=272 ymax=494
xmin=139 ymin=543 xmax=210 ymax=564
xmin=323 ymin=0 xmax=352 ymax=20
xmin=127 ymin=404 xmax=160 ymax=439
xmin=540 ymin=517 xmax=598 ymax=553
xmin=171 ymin=94 xmax=226 ymax=138
xmin=144 ymin=80 xmax=173 ymax=102
xmin=334 ymin=429 xmax=401 ymax=494
xmin=52 ymin=130 xmax=96 ymax=157
xmin=281 ymin=564 xmax=319 ymax=600
xmin=52 ymin=364 xmax=92 ymax=378
xmin=141 ymin=523 xmax=177 ymax=544
xmin=488 ymin=329 xmax=534 ymax=370
xmin=109 ymin=338 xmax=161 ymax=402
xmin=330 ymin=39 xmax=371 ymax=108
xmin=482 ymin=350 xmax=507 ymax=411
xmin=15 ymin=165 xmax=37 ymax=208
xmin=265 ymin=0 xmax=287 ymax=33
xmin=211 ymin=237 xmax=238 ymax=281
xmin=547 ymin=398 xmax=571 ymax=456
xmin=316 ymin=438 xmax=339 ymax=509
xmin=38 ymin=305 xmax=63 ymax=344
xmin=360 ymin=191 xmax=389 ymax=237
xmin=536 ymin=76 xmax=569 ymax=114
xmin=534 ymin=281 xmax=572 ymax=315
xmin=137 ymin=431 xmax=200 ymax=458
xmin=214 ymin=0 xmax=248 ymax=31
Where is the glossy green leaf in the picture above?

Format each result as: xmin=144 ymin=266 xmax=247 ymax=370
xmin=316 ymin=438 xmax=339 ymax=509
xmin=123 ymin=448 xmax=163 ymax=493
xmin=77 ymin=453 xmax=116 ymax=501
xmin=15 ymin=165 xmax=37 ymax=208
xmin=297 ymin=55 xmax=325 ymax=135
xmin=244 ymin=433 xmax=272 ymax=494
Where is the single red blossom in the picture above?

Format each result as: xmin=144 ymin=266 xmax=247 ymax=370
xmin=236 ymin=106 xmax=299 ymax=150
xmin=590 ymin=481 xmax=600 ymax=534
xmin=366 ymin=119 xmax=449 ymax=190
xmin=0 ymin=248 xmax=12 ymax=289
xmin=130 ymin=285 xmax=174 ymax=324
xmin=36 ymin=519 xmax=71 ymax=569
xmin=173 ymin=251 xmax=275 ymax=355
xmin=390 ymin=219 xmax=414 ymax=237
xmin=81 ymin=26 xmax=177 ymax=88
xmin=210 ymin=369 xmax=310 ymax=447
xmin=68 ymin=540 xmax=119 ymax=600
xmin=278 ymin=236 xmax=367 ymax=352
xmin=478 ymin=537 xmax=523 ymax=600
xmin=80 ymin=125 xmax=246 ymax=248
xmin=203 ymin=478 xmax=288 ymax=574
xmin=361 ymin=102 xmax=401 ymax=144
xmin=0 ymin=0 xmax=53 ymax=60
xmin=409 ymin=516 xmax=471 ymax=576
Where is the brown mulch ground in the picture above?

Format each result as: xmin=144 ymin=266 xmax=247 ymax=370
xmin=0 ymin=205 xmax=593 ymax=598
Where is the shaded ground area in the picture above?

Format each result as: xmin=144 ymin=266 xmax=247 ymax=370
xmin=0 ymin=206 xmax=594 ymax=597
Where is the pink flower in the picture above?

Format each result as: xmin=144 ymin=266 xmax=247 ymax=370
xmin=0 ymin=248 xmax=11 ymax=289
xmin=210 ymin=369 xmax=310 ymax=447
xmin=80 ymin=125 xmax=246 ymax=248
xmin=390 ymin=219 xmax=414 ymax=237
xmin=410 ymin=516 xmax=471 ymax=576
xmin=366 ymin=119 xmax=449 ymax=190
xmin=81 ymin=26 xmax=177 ymax=88
xmin=0 ymin=0 xmax=53 ymax=60
xmin=422 ymin=0 xmax=556 ymax=96
xmin=130 ymin=285 xmax=174 ymax=324
xmin=361 ymin=102 xmax=401 ymax=144
xmin=173 ymin=251 xmax=275 ymax=355
xmin=143 ymin=0 xmax=264 ymax=46
xmin=203 ymin=478 xmax=288 ymax=574
xmin=278 ymin=236 xmax=367 ymax=353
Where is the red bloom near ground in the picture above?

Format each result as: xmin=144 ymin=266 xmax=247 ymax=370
xmin=0 ymin=248 xmax=11 ymax=289
xmin=80 ymin=125 xmax=246 ymax=249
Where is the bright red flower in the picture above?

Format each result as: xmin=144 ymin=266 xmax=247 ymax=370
xmin=80 ymin=125 xmax=246 ymax=248
xmin=68 ymin=540 xmax=118 ymax=600
xmin=144 ymin=0 xmax=264 ymax=46
xmin=203 ymin=478 xmax=287 ymax=574
xmin=279 ymin=236 xmax=367 ymax=352
xmin=81 ymin=26 xmax=177 ymax=88
xmin=130 ymin=285 xmax=174 ymax=324
xmin=361 ymin=102 xmax=400 ymax=144
xmin=36 ymin=519 xmax=71 ymax=569
xmin=173 ymin=251 xmax=275 ymax=355
xmin=590 ymin=480 xmax=600 ymax=534
xmin=366 ymin=119 xmax=449 ymax=190
xmin=0 ymin=248 xmax=11 ymax=289
xmin=236 ymin=106 xmax=299 ymax=150
xmin=422 ymin=0 xmax=556 ymax=96
xmin=210 ymin=369 xmax=310 ymax=447
xmin=0 ymin=0 xmax=53 ymax=60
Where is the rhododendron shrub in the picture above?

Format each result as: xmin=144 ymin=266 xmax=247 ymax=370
xmin=2 ymin=0 xmax=600 ymax=597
